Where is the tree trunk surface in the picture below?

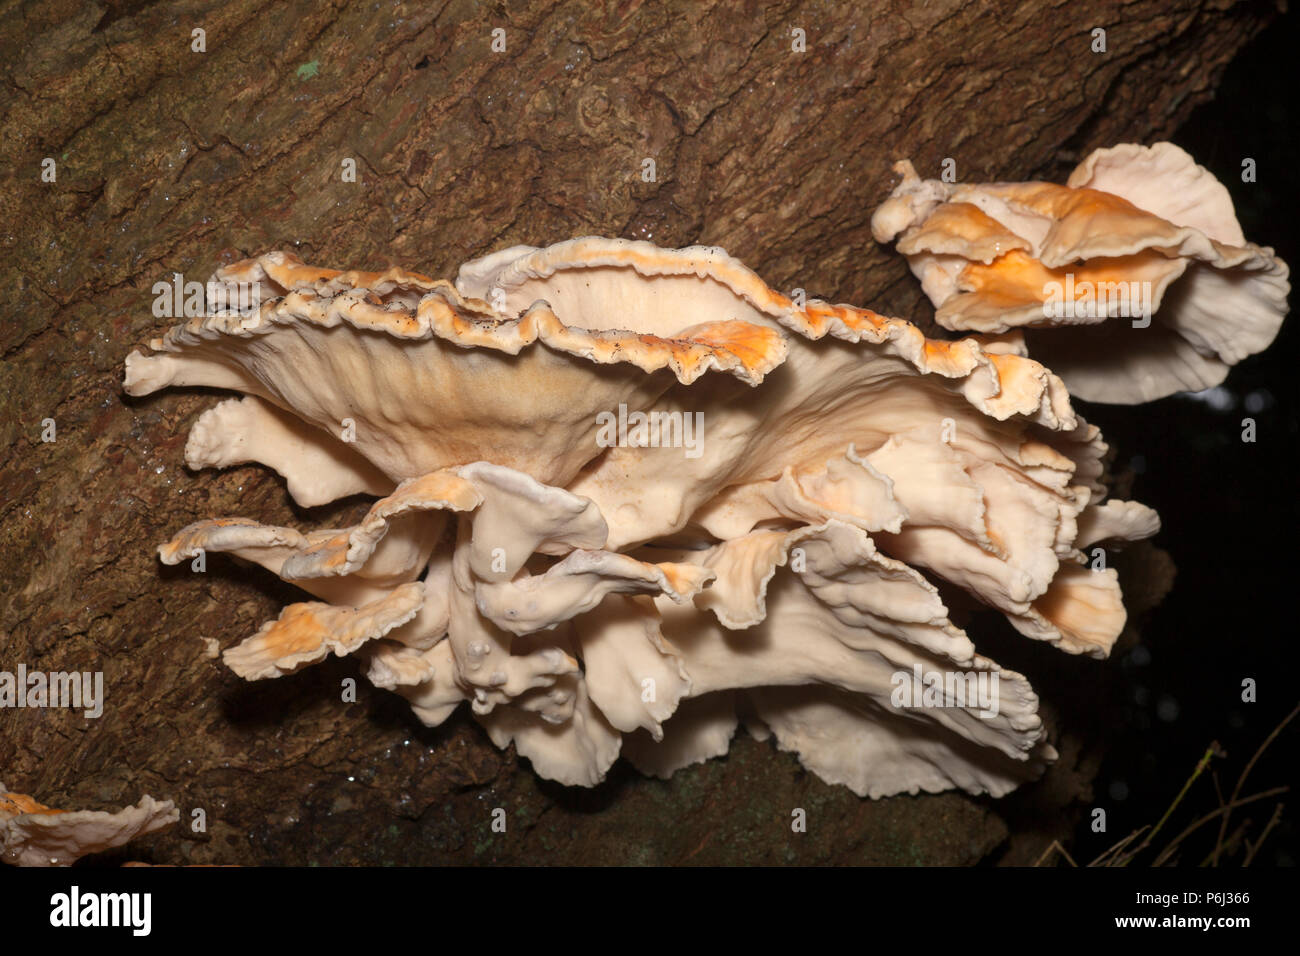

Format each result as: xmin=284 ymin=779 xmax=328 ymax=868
xmin=0 ymin=0 xmax=1274 ymax=865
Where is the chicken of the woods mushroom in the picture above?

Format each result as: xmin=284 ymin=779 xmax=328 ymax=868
xmin=1 ymin=784 xmax=177 ymax=867
xmin=124 ymin=230 xmax=1172 ymax=799
xmin=871 ymin=142 xmax=1289 ymax=403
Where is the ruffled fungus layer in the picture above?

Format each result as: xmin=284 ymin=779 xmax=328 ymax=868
xmin=126 ymin=236 xmax=1159 ymax=798
xmin=1 ymin=784 xmax=177 ymax=867
xmin=872 ymin=143 xmax=1290 ymax=403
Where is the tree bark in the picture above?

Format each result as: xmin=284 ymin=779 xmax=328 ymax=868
xmin=0 ymin=0 xmax=1277 ymax=864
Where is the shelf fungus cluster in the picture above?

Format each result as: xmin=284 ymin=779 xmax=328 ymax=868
xmin=124 ymin=231 xmax=1175 ymax=799
xmin=872 ymin=142 xmax=1289 ymax=403
xmin=0 ymin=784 xmax=177 ymax=867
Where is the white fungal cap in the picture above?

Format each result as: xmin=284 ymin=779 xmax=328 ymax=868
xmin=0 ymin=785 xmax=178 ymax=867
xmin=873 ymin=143 xmax=1289 ymax=403
xmin=125 ymin=248 xmax=786 ymax=494
xmin=627 ymin=522 xmax=1055 ymax=797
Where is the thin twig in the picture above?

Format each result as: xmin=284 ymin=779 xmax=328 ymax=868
xmin=1118 ymin=744 xmax=1218 ymax=866
xmin=1242 ymin=803 xmax=1284 ymax=867
xmin=1213 ymin=701 xmax=1299 ymax=865
xmin=1089 ymin=827 xmax=1148 ymax=867
xmin=1153 ymin=786 xmax=1289 ymax=867
xmin=1198 ymin=820 xmax=1251 ymax=867
xmin=1033 ymin=839 xmax=1078 ymax=867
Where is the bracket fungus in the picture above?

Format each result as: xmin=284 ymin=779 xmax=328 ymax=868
xmin=872 ymin=143 xmax=1290 ymax=403
xmin=125 ymin=235 xmax=1164 ymax=798
xmin=0 ymin=784 xmax=177 ymax=867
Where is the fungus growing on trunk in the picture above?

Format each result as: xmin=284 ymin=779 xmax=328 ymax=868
xmin=1 ymin=784 xmax=177 ymax=867
xmin=124 ymin=237 xmax=1158 ymax=797
xmin=872 ymin=143 xmax=1289 ymax=403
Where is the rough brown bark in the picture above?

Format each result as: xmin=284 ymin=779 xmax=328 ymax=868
xmin=0 ymin=0 xmax=1276 ymax=865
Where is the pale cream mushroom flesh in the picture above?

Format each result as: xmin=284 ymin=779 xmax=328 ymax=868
xmin=0 ymin=784 xmax=178 ymax=867
xmin=872 ymin=142 xmax=1289 ymax=403
xmin=125 ymin=234 xmax=1166 ymax=797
